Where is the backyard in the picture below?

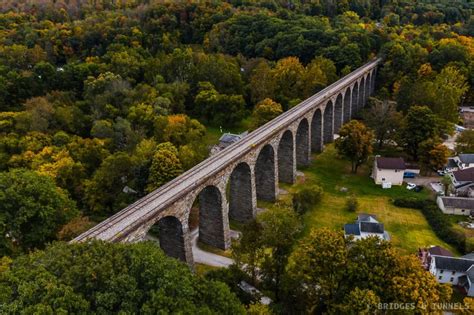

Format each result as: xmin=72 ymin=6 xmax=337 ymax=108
xmin=265 ymin=145 xmax=458 ymax=255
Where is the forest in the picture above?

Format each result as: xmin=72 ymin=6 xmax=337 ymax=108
xmin=0 ymin=0 xmax=473 ymax=313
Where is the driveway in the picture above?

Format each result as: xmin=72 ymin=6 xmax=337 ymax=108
xmin=405 ymin=176 xmax=440 ymax=187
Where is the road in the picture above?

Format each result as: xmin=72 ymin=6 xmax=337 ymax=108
xmin=190 ymin=229 xmax=234 ymax=267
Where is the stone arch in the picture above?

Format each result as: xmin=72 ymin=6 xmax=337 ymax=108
xmin=255 ymin=144 xmax=276 ymax=202
xmin=311 ymin=109 xmax=323 ymax=153
xmin=334 ymin=94 xmax=343 ymax=133
xmin=371 ymin=69 xmax=376 ymax=94
xmin=352 ymin=81 xmax=359 ymax=116
xmin=296 ymin=118 xmax=310 ymax=167
xmin=155 ymin=216 xmax=187 ymax=262
xmin=359 ymin=76 xmax=366 ymax=110
xmin=229 ymin=162 xmax=254 ymax=223
xmin=343 ymin=88 xmax=351 ymax=123
xmin=365 ymin=73 xmax=371 ymax=103
xmin=198 ymin=185 xmax=227 ymax=249
xmin=278 ymin=130 xmax=295 ymax=184
xmin=323 ymin=101 xmax=334 ymax=144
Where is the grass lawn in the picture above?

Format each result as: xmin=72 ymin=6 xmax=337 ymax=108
xmin=273 ymin=145 xmax=457 ymax=255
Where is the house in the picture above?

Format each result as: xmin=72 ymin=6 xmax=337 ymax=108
xmin=210 ymin=132 xmax=248 ymax=155
xmin=372 ymin=157 xmax=406 ymax=186
xmin=419 ymin=246 xmax=454 ymax=270
xmin=454 ymin=154 xmax=474 ymax=170
xmin=437 ymin=196 xmax=474 ymax=216
xmin=218 ymin=132 xmax=248 ymax=149
xmin=344 ymin=214 xmax=390 ymax=241
xmin=429 ymin=255 xmax=474 ymax=297
xmin=449 ymin=168 xmax=474 ymax=189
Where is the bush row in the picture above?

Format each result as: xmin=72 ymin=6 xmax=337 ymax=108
xmin=393 ymin=198 xmax=467 ymax=254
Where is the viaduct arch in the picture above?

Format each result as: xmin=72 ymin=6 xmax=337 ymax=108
xmin=73 ymin=59 xmax=381 ymax=266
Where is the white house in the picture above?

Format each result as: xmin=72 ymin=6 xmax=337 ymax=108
xmin=429 ymin=255 xmax=474 ymax=297
xmin=449 ymin=167 xmax=474 ymax=189
xmin=372 ymin=157 xmax=406 ymax=186
xmin=437 ymin=196 xmax=474 ymax=216
xmin=344 ymin=214 xmax=390 ymax=241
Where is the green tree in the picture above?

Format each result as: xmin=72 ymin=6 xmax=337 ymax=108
xmin=0 ymin=169 xmax=77 ymax=255
xmin=362 ymin=98 xmax=402 ymax=149
xmin=400 ymin=106 xmax=443 ymax=161
xmin=84 ymin=152 xmax=135 ymax=215
xmin=335 ymin=120 xmax=374 ymax=173
xmin=194 ymin=82 xmax=246 ymax=127
xmin=456 ymin=130 xmax=474 ymax=153
xmin=250 ymin=98 xmax=283 ymax=131
xmin=258 ymin=206 xmax=302 ymax=301
xmin=346 ymin=195 xmax=359 ymax=212
xmin=292 ymin=184 xmax=324 ymax=215
xmin=0 ymin=241 xmax=245 ymax=314
xmin=146 ymin=142 xmax=183 ymax=192
xmin=285 ymin=228 xmax=348 ymax=313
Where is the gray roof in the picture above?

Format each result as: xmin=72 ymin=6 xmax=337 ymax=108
xmin=453 ymin=168 xmax=474 ymax=182
xmin=360 ymin=222 xmax=385 ymax=234
xmin=440 ymin=197 xmax=474 ymax=210
xmin=459 ymin=154 xmax=474 ymax=164
xmin=344 ymin=223 xmax=360 ymax=236
xmin=462 ymin=253 xmax=474 ymax=260
xmin=433 ymin=256 xmax=474 ymax=272
xmin=376 ymin=157 xmax=406 ymax=170
xmin=357 ymin=213 xmax=378 ymax=223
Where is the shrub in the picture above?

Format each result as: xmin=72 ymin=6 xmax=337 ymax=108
xmin=292 ymin=184 xmax=323 ymax=215
xmin=346 ymin=195 xmax=359 ymax=212
xmin=393 ymin=197 xmax=428 ymax=209
xmin=394 ymin=198 xmax=467 ymax=254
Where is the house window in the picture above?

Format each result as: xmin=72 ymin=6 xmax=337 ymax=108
xmin=440 ymin=270 xmax=444 ymax=274
xmin=450 ymin=277 xmax=454 ymax=282
xmin=452 ymin=271 xmax=456 ymax=275
xmin=438 ymin=276 xmax=442 ymax=280
xmin=382 ymin=178 xmax=385 ymax=181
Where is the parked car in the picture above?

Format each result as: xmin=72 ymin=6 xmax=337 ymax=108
xmin=406 ymin=183 xmax=416 ymax=190
xmin=404 ymin=172 xmax=416 ymax=178
xmin=437 ymin=170 xmax=446 ymax=176
xmin=414 ymin=185 xmax=424 ymax=192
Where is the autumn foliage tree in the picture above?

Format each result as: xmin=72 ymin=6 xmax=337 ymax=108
xmin=283 ymin=229 xmax=452 ymax=314
xmin=250 ymin=98 xmax=283 ymax=131
xmin=335 ymin=120 xmax=374 ymax=173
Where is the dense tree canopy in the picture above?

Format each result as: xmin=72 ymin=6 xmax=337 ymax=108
xmin=0 ymin=0 xmax=471 ymax=254
xmin=0 ymin=241 xmax=245 ymax=314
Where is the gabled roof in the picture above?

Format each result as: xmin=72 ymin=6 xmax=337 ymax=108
xmin=433 ymin=256 xmax=474 ymax=272
xmin=357 ymin=213 xmax=378 ymax=223
xmin=360 ymin=222 xmax=385 ymax=234
xmin=376 ymin=157 xmax=406 ymax=170
xmin=428 ymin=246 xmax=454 ymax=257
xmin=452 ymin=168 xmax=474 ymax=182
xmin=440 ymin=197 xmax=474 ymax=210
xmin=344 ymin=223 xmax=360 ymax=236
xmin=459 ymin=154 xmax=474 ymax=164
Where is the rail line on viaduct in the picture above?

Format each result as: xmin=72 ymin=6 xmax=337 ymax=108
xmin=73 ymin=58 xmax=382 ymax=266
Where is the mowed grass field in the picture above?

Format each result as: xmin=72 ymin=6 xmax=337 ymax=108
xmin=274 ymin=145 xmax=457 ymax=255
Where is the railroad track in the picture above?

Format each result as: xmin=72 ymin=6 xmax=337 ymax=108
xmin=73 ymin=58 xmax=381 ymax=242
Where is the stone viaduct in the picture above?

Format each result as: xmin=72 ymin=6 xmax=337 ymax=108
xmin=73 ymin=58 xmax=382 ymax=266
